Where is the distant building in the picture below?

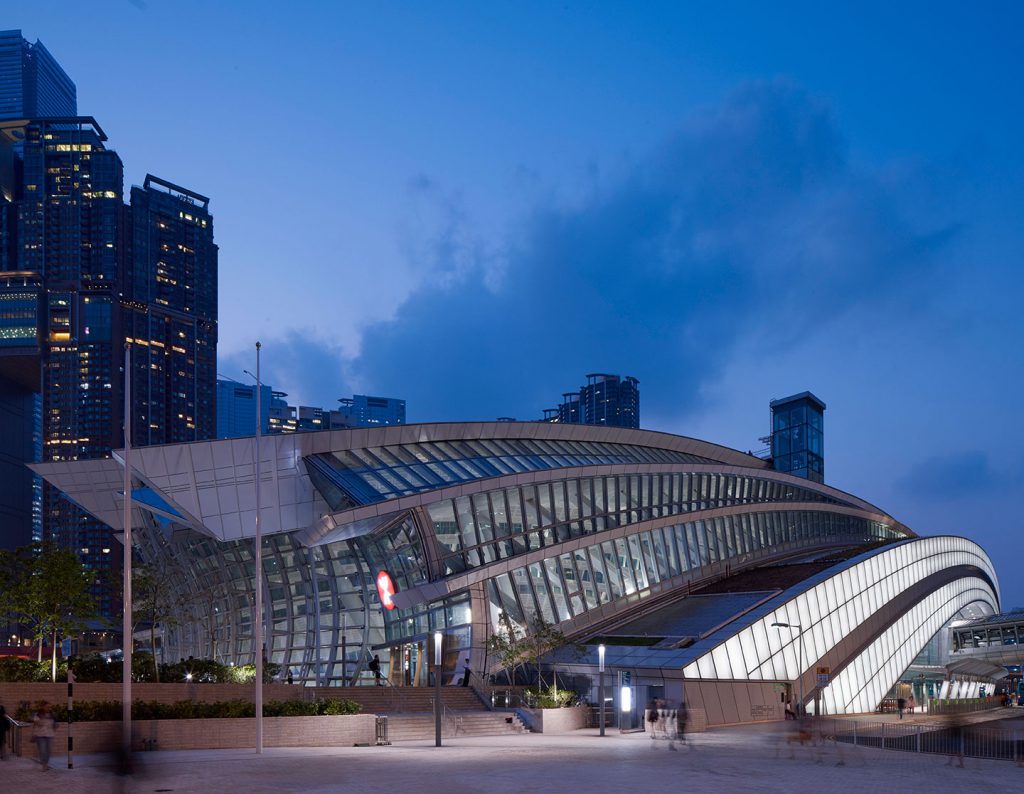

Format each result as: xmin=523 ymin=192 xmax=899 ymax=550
xmin=220 ymin=385 xmax=406 ymax=436
xmin=216 ymin=379 xmax=271 ymax=438
xmin=268 ymin=391 xmax=298 ymax=434
xmin=0 ymin=30 xmax=77 ymax=119
xmin=769 ymin=391 xmax=825 ymax=483
xmin=335 ymin=395 xmax=405 ymax=427
xmin=544 ymin=373 xmax=640 ymax=428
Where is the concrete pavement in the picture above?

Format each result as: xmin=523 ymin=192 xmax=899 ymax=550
xmin=1 ymin=721 xmax=1021 ymax=793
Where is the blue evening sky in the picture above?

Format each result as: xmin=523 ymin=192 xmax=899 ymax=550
xmin=9 ymin=2 xmax=1023 ymax=605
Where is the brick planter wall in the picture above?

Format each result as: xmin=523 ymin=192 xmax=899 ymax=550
xmin=0 ymin=681 xmax=301 ymax=707
xmin=17 ymin=714 xmax=378 ymax=759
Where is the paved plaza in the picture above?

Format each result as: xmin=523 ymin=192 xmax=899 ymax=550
xmin=2 ymin=722 xmax=1022 ymax=794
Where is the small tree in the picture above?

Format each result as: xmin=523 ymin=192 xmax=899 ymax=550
xmin=486 ymin=613 xmax=582 ymax=689
xmin=14 ymin=542 xmax=97 ymax=681
xmin=133 ymin=558 xmax=190 ymax=682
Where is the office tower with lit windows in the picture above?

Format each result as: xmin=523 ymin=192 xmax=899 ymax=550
xmin=0 ymin=29 xmax=77 ymax=551
xmin=544 ymin=373 xmax=640 ymax=428
xmin=0 ymin=30 xmax=77 ymax=120
xmin=0 ymin=117 xmax=126 ymax=614
xmin=0 ymin=35 xmax=220 ymax=618
xmin=125 ymin=175 xmax=217 ymax=446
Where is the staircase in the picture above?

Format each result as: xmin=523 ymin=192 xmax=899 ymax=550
xmin=385 ymin=711 xmax=528 ymax=741
xmin=309 ymin=686 xmax=527 ymax=740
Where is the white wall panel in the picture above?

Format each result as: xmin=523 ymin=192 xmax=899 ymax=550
xmin=682 ymin=537 xmax=998 ymax=714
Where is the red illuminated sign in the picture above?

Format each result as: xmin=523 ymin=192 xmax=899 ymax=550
xmin=376 ymin=570 xmax=396 ymax=610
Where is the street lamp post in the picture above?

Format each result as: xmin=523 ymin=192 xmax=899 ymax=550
xmin=772 ymin=622 xmax=805 ymax=716
xmin=122 ymin=343 xmax=133 ymax=756
xmin=254 ymin=343 xmax=263 ymax=754
xmin=598 ymin=644 xmax=606 ymax=737
xmin=434 ymin=632 xmax=443 ymax=747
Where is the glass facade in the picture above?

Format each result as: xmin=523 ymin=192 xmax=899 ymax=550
xmin=33 ymin=421 xmax=993 ymax=710
xmin=307 ymin=438 xmax=717 ymax=509
xmin=952 ymin=617 xmax=1024 ymax=650
xmin=486 ymin=510 xmax=897 ymax=640
xmin=0 ymin=30 xmax=77 ymax=120
xmin=427 ymin=471 xmax=859 ymax=575
xmin=771 ymin=392 xmax=825 ymax=483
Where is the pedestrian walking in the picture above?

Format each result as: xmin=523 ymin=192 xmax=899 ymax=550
xmin=461 ymin=658 xmax=472 ymax=687
xmin=32 ymin=703 xmax=56 ymax=771
xmin=0 ymin=704 xmax=10 ymax=760
xmin=647 ymin=699 xmax=661 ymax=743
xmin=897 ymin=697 xmax=906 ymax=719
xmin=369 ymin=654 xmax=383 ymax=686
xmin=670 ymin=700 xmax=690 ymax=751
xmin=943 ymin=713 xmax=966 ymax=768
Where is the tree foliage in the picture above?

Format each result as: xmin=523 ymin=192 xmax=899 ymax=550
xmin=486 ymin=613 xmax=583 ymax=688
xmin=0 ymin=542 xmax=97 ymax=681
xmin=133 ymin=557 xmax=191 ymax=682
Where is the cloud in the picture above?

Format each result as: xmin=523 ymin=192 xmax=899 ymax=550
xmin=339 ymin=80 xmax=958 ymax=423
xmin=895 ymin=451 xmax=1005 ymax=501
xmin=219 ymin=330 xmax=350 ymax=408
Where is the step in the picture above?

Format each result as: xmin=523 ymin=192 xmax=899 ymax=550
xmin=383 ymin=711 xmax=526 ymax=741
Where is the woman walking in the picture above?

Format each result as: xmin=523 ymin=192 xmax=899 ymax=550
xmin=33 ymin=703 xmax=56 ymax=771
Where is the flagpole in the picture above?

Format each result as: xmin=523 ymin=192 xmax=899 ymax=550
xmin=122 ymin=342 xmax=132 ymax=754
xmin=254 ymin=341 xmax=263 ymax=753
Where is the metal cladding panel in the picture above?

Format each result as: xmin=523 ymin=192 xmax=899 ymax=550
xmin=679 ymin=536 xmax=998 ymax=714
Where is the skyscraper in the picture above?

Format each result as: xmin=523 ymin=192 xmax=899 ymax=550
xmin=0 ymin=36 xmax=218 ymax=617
xmin=0 ymin=30 xmax=77 ymax=120
xmin=544 ymin=373 xmax=640 ymax=428
xmin=126 ymin=175 xmax=217 ymax=446
xmin=0 ymin=118 xmax=125 ymax=568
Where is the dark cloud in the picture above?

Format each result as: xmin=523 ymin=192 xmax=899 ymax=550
xmin=348 ymin=81 xmax=958 ymax=422
xmin=895 ymin=451 xmax=1006 ymax=501
xmin=269 ymin=80 xmax=959 ymax=422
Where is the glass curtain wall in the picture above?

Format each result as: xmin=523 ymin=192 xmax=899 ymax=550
xmin=427 ymin=472 xmax=867 ymax=575
xmin=485 ymin=509 xmax=896 ymax=640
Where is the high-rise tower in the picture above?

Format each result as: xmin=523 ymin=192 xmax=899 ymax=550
xmin=545 ymin=373 xmax=640 ymax=428
xmin=0 ymin=30 xmax=77 ymax=119
xmin=126 ymin=175 xmax=217 ymax=446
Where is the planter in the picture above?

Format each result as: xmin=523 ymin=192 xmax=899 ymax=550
xmin=521 ymin=706 xmax=591 ymax=733
xmin=18 ymin=714 xmax=378 ymax=759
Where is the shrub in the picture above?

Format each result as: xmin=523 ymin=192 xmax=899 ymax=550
xmin=523 ymin=685 xmax=579 ymax=709
xmin=12 ymin=696 xmax=359 ymax=722
xmin=319 ymin=698 xmax=361 ymax=716
xmin=0 ymin=656 xmax=51 ymax=682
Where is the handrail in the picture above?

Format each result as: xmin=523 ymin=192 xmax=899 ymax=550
xmin=427 ymin=698 xmax=464 ymax=735
xmin=4 ymin=714 xmax=31 ymax=757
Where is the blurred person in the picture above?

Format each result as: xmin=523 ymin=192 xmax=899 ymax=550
xmin=0 ymin=704 xmax=9 ymax=760
xmin=32 ymin=702 xmax=56 ymax=771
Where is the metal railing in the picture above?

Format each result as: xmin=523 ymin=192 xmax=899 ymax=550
xmin=3 ymin=715 xmax=30 ymax=757
xmin=428 ymin=698 xmax=464 ymax=736
xmin=822 ymin=717 xmax=1024 ymax=762
xmin=927 ymin=697 xmax=1000 ymax=715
